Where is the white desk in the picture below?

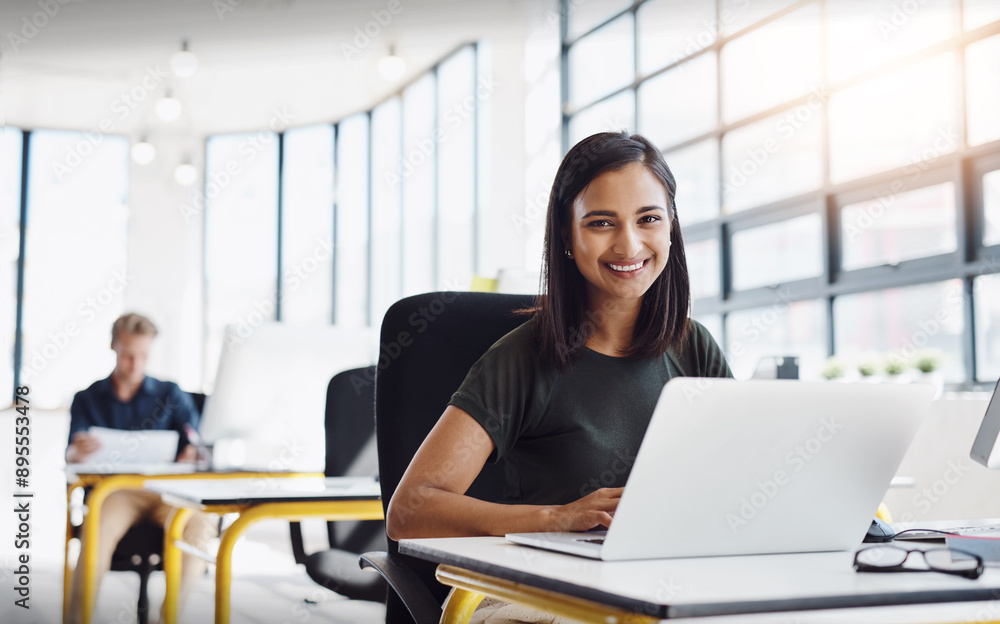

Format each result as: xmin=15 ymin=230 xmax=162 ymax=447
xmin=145 ymin=476 xmax=383 ymax=624
xmin=400 ymin=536 xmax=1000 ymax=623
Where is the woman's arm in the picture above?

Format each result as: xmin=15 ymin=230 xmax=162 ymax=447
xmin=386 ymin=405 xmax=622 ymax=540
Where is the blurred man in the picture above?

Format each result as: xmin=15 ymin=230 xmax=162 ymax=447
xmin=67 ymin=312 xmax=215 ymax=624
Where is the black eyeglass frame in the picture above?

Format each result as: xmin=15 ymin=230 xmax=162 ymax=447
xmin=853 ymin=545 xmax=985 ymax=580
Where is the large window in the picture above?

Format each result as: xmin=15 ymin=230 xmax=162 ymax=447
xmin=203 ymin=44 xmax=482 ymax=376
xmin=563 ymin=0 xmax=1000 ymax=384
xmin=21 ymin=130 xmax=130 ymax=407
xmin=203 ymin=132 xmax=280 ymax=384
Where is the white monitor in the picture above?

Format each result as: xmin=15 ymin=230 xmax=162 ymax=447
xmin=200 ymin=322 xmax=376 ymax=471
xmin=970 ymin=378 xmax=1000 ymax=468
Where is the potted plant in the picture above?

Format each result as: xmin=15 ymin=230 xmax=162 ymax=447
xmin=912 ymin=348 xmax=946 ymax=398
xmin=821 ymin=356 xmax=846 ymax=381
xmin=883 ymin=352 xmax=910 ymax=383
xmin=856 ymin=353 xmax=881 ymax=382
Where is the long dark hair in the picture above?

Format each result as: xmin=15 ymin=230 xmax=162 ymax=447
xmin=532 ymin=131 xmax=690 ymax=370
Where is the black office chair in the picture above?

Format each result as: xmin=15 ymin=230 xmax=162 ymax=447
xmin=288 ymin=366 xmax=388 ymax=602
xmin=360 ymin=291 xmax=535 ymax=624
xmin=70 ymin=391 xmax=208 ymax=624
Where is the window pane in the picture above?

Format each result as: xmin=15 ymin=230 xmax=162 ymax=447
xmin=205 ymin=132 xmax=279 ymax=383
xmin=568 ymin=90 xmax=635 ymax=147
xmin=985 ymin=170 xmax=1000 ymax=247
xmin=637 ymin=0 xmax=716 ymax=75
xmin=568 ymin=13 xmax=634 ymax=108
xmin=0 ymin=128 xmax=21 ymax=398
xmin=437 ymin=46 xmax=476 ymax=291
xmin=725 ymin=298 xmax=827 ymax=381
xmin=687 ymin=238 xmax=720 ymax=300
xmin=638 ymin=52 xmax=717 ymax=150
xmin=834 ymin=280 xmax=965 ymax=382
xmin=402 ymin=75 xmax=436 ymax=296
xmin=975 ymin=274 xmax=1000 ymax=382
xmin=965 ymin=0 xmax=1000 ymax=31
xmin=722 ymin=108 xmax=823 ymax=213
xmin=371 ymin=100 xmax=402 ymax=327
xmin=694 ymin=314 xmax=723 ymax=347
xmin=335 ymin=115 xmax=370 ymax=327
xmin=566 ymin=0 xmax=632 ymax=42
xmin=829 ymin=53 xmax=956 ymax=183
xmin=731 ymin=213 xmax=823 ymax=291
xmin=668 ymin=139 xmax=720 ymax=225
xmin=720 ymin=0 xmax=798 ymax=37
xmin=827 ymin=0 xmax=956 ymax=84
xmin=721 ymin=4 xmax=821 ymax=123
xmin=967 ymin=34 xmax=1000 ymax=147
xmin=281 ymin=124 xmax=334 ymax=324
xmin=841 ymin=182 xmax=956 ymax=271
xmin=21 ymin=131 xmax=129 ymax=407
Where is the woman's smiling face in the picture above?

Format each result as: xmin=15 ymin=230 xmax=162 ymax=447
xmin=568 ymin=162 xmax=672 ymax=309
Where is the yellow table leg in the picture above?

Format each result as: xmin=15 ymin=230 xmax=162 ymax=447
xmin=211 ymin=500 xmax=383 ymax=624
xmin=162 ymin=507 xmax=194 ymax=624
xmin=441 ymin=587 xmax=486 ymax=624
xmin=64 ymin=481 xmax=83 ymax=624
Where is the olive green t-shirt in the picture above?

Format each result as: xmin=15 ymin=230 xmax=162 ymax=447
xmin=449 ymin=318 xmax=734 ymax=506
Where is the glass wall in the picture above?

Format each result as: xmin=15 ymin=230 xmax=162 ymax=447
xmin=562 ymin=0 xmax=1000 ymax=384
xmin=203 ymin=44 xmax=482 ymax=378
xmin=21 ymin=130 xmax=130 ymax=407
xmin=1 ymin=128 xmax=22 ymax=401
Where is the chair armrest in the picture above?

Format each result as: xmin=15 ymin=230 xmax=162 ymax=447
xmin=360 ymin=551 xmax=441 ymax=624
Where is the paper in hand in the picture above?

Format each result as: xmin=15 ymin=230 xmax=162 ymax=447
xmin=86 ymin=426 xmax=180 ymax=466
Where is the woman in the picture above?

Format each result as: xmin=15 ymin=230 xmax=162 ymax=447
xmin=387 ymin=130 xmax=732 ymax=542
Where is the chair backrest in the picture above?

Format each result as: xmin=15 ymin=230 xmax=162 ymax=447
xmin=325 ymin=365 xmax=384 ymax=553
xmin=374 ymin=291 xmax=535 ymax=619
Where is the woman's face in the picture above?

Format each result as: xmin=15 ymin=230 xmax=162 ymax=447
xmin=568 ymin=162 xmax=672 ymax=309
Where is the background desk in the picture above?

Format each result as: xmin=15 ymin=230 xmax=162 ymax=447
xmin=400 ymin=536 xmax=1000 ymax=623
xmin=145 ymin=476 xmax=383 ymax=624
xmin=64 ymin=465 xmax=320 ymax=624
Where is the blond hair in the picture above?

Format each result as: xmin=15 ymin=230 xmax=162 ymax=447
xmin=111 ymin=312 xmax=158 ymax=345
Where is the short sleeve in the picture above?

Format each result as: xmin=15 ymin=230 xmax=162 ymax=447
xmin=448 ymin=322 xmax=547 ymax=462
xmin=669 ymin=320 xmax=734 ymax=379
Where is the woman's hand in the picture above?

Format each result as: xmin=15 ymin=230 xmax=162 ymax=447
xmin=546 ymin=487 xmax=624 ymax=532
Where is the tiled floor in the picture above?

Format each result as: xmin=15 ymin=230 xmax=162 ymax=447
xmin=0 ymin=409 xmax=386 ymax=624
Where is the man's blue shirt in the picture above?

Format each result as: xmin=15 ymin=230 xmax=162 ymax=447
xmin=68 ymin=375 xmax=199 ymax=457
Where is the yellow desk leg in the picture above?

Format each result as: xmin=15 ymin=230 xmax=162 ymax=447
xmin=441 ymin=588 xmax=486 ymax=624
xmin=64 ymin=481 xmax=83 ymax=624
xmin=162 ymin=507 xmax=194 ymax=624
xmin=78 ymin=475 xmax=145 ymax=624
xmin=212 ymin=500 xmax=383 ymax=624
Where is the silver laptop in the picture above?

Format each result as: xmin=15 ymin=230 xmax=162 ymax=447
xmin=507 ymin=378 xmax=934 ymax=561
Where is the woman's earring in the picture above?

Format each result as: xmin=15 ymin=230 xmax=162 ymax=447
xmin=565 ymin=249 xmax=574 ymax=259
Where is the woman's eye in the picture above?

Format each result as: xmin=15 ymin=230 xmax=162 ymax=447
xmin=587 ymin=220 xmax=613 ymax=228
xmin=639 ymin=215 xmax=661 ymax=224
